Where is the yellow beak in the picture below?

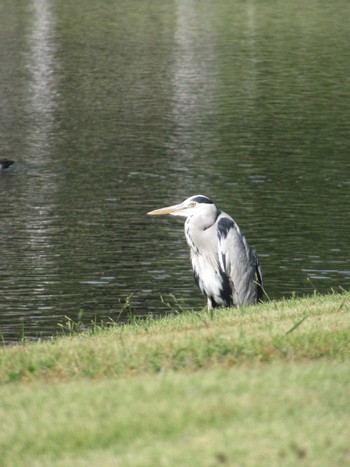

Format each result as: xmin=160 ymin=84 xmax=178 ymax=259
xmin=147 ymin=203 xmax=183 ymax=216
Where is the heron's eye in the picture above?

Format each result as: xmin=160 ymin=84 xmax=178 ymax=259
xmin=189 ymin=202 xmax=197 ymax=207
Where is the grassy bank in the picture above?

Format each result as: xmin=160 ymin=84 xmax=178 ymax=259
xmin=0 ymin=292 xmax=349 ymax=466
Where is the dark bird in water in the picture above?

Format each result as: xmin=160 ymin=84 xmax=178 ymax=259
xmin=148 ymin=195 xmax=263 ymax=309
xmin=0 ymin=159 xmax=14 ymax=172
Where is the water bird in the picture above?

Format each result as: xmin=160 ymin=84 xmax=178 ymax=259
xmin=0 ymin=159 xmax=14 ymax=172
xmin=147 ymin=195 xmax=263 ymax=309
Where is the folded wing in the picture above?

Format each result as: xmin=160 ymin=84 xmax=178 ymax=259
xmin=217 ymin=216 xmax=263 ymax=306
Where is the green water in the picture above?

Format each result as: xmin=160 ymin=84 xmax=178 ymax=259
xmin=0 ymin=0 xmax=349 ymax=341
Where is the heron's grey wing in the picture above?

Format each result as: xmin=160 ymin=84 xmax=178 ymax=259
xmin=217 ymin=216 xmax=262 ymax=305
xmin=255 ymin=255 xmax=264 ymax=302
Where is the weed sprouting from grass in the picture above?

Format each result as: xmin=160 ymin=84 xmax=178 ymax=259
xmin=20 ymin=322 xmax=26 ymax=344
xmin=121 ymin=294 xmax=134 ymax=314
xmin=55 ymin=295 xmax=147 ymax=336
xmin=116 ymin=293 xmax=146 ymax=325
xmin=284 ymin=314 xmax=309 ymax=336
xmin=160 ymin=294 xmax=189 ymax=315
xmin=57 ymin=310 xmax=86 ymax=335
xmin=306 ymin=276 xmax=320 ymax=295
xmin=259 ymin=282 xmax=271 ymax=303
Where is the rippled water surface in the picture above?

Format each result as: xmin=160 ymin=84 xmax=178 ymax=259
xmin=0 ymin=0 xmax=349 ymax=341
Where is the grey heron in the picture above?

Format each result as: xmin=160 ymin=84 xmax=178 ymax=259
xmin=147 ymin=195 xmax=263 ymax=309
xmin=0 ymin=159 xmax=14 ymax=172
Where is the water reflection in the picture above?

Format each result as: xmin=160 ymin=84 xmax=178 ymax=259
xmin=26 ymin=0 xmax=57 ymax=127
xmin=23 ymin=0 xmax=59 ymax=323
xmin=168 ymin=0 xmax=218 ymax=198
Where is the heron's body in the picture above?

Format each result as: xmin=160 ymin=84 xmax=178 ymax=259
xmin=0 ymin=159 xmax=14 ymax=172
xmin=148 ymin=195 xmax=263 ymax=309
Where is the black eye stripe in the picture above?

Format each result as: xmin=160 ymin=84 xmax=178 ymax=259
xmin=191 ymin=196 xmax=214 ymax=204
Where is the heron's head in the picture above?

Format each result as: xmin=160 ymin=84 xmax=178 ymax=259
xmin=147 ymin=195 xmax=217 ymax=218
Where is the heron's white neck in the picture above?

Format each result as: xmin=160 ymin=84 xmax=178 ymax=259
xmin=184 ymin=207 xmax=220 ymax=254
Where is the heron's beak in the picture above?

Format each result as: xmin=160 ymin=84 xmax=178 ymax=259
xmin=147 ymin=203 xmax=184 ymax=216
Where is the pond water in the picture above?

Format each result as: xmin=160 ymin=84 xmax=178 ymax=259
xmin=0 ymin=0 xmax=349 ymax=342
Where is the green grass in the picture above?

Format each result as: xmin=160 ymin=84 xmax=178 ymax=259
xmin=0 ymin=292 xmax=349 ymax=466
